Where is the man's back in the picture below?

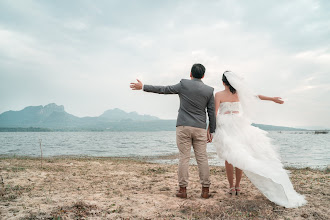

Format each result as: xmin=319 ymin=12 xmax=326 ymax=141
xmin=143 ymin=78 xmax=216 ymax=133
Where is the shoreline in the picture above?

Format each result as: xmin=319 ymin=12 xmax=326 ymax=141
xmin=1 ymin=157 xmax=329 ymax=219
xmin=1 ymin=154 xmax=329 ymax=171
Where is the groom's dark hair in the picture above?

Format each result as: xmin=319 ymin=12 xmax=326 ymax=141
xmin=191 ymin=64 xmax=205 ymax=79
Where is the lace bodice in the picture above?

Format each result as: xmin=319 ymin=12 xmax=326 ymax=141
xmin=218 ymin=102 xmax=242 ymax=115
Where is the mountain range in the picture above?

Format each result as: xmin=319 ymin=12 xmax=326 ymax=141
xmin=0 ymin=103 xmax=305 ymax=131
xmin=0 ymin=103 xmax=172 ymax=131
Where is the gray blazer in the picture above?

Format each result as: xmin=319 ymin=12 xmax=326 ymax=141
xmin=143 ymin=78 xmax=216 ymax=133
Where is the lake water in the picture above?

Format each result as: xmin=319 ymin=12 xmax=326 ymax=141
xmin=0 ymin=131 xmax=329 ymax=169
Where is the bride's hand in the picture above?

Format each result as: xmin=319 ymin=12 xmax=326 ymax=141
xmin=130 ymin=79 xmax=143 ymax=90
xmin=273 ymin=97 xmax=284 ymax=104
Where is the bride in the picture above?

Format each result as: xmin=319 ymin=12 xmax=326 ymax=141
xmin=210 ymin=71 xmax=306 ymax=208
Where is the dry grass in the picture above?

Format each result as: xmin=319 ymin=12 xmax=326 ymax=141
xmin=0 ymin=156 xmax=329 ymax=219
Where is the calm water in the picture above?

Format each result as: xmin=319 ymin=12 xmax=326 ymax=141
xmin=0 ymin=131 xmax=329 ymax=169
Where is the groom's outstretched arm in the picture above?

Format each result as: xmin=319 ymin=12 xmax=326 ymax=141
xmin=130 ymin=79 xmax=181 ymax=94
xmin=207 ymin=92 xmax=216 ymax=133
xmin=143 ymin=80 xmax=182 ymax=94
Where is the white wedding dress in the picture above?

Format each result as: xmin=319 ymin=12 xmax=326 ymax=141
xmin=213 ymin=102 xmax=307 ymax=208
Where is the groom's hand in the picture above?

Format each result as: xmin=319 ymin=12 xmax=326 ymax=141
xmin=207 ymin=131 xmax=213 ymax=143
xmin=130 ymin=79 xmax=143 ymax=90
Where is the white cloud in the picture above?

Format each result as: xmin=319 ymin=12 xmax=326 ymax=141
xmin=294 ymin=49 xmax=330 ymax=63
xmin=64 ymin=21 xmax=89 ymax=31
xmin=0 ymin=0 xmax=329 ymax=127
xmin=0 ymin=28 xmax=46 ymax=62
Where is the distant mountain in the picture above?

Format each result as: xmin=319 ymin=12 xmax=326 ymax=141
xmin=0 ymin=103 xmax=73 ymax=127
xmin=100 ymin=108 xmax=159 ymax=121
xmin=0 ymin=103 xmax=164 ymax=130
xmin=296 ymin=126 xmax=329 ymax=130
xmin=0 ymin=103 xmax=305 ymax=132
xmin=252 ymin=123 xmax=306 ymax=131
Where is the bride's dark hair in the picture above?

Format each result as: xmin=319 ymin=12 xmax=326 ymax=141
xmin=222 ymin=71 xmax=236 ymax=94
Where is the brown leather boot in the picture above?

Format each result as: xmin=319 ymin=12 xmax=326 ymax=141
xmin=176 ymin=187 xmax=187 ymax=198
xmin=201 ymin=187 xmax=211 ymax=199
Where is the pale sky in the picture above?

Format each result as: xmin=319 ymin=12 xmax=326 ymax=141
xmin=0 ymin=0 xmax=329 ymax=128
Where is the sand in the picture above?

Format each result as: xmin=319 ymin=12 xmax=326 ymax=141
xmin=0 ymin=156 xmax=329 ymax=219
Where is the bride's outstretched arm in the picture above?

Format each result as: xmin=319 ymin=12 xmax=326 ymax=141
xmin=258 ymin=95 xmax=284 ymax=104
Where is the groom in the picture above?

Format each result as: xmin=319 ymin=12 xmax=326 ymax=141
xmin=130 ymin=64 xmax=216 ymax=199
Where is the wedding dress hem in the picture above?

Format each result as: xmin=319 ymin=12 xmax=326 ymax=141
xmin=213 ymin=102 xmax=307 ymax=208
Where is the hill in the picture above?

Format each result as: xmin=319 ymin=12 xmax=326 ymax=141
xmin=0 ymin=103 xmax=305 ymax=131
xmin=0 ymin=104 xmax=169 ymax=131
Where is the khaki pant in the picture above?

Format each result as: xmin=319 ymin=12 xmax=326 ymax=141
xmin=176 ymin=126 xmax=210 ymax=187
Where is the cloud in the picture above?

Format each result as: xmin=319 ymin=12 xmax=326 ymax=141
xmin=294 ymin=49 xmax=330 ymax=63
xmin=0 ymin=28 xmax=46 ymax=62
xmin=64 ymin=21 xmax=89 ymax=31
xmin=0 ymin=0 xmax=329 ymax=127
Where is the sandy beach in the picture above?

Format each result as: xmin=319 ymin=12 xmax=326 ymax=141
xmin=0 ymin=157 xmax=329 ymax=219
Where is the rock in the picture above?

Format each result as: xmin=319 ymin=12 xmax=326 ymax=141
xmin=301 ymin=213 xmax=309 ymax=218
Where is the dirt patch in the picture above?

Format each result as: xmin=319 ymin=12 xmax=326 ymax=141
xmin=0 ymin=157 xmax=329 ymax=219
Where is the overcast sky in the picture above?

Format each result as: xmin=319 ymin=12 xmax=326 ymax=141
xmin=0 ymin=0 xmax=329 ymax=128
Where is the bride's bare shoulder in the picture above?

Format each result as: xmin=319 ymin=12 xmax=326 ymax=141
xmin=215 ymin=90 xmax=226 ymax=96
